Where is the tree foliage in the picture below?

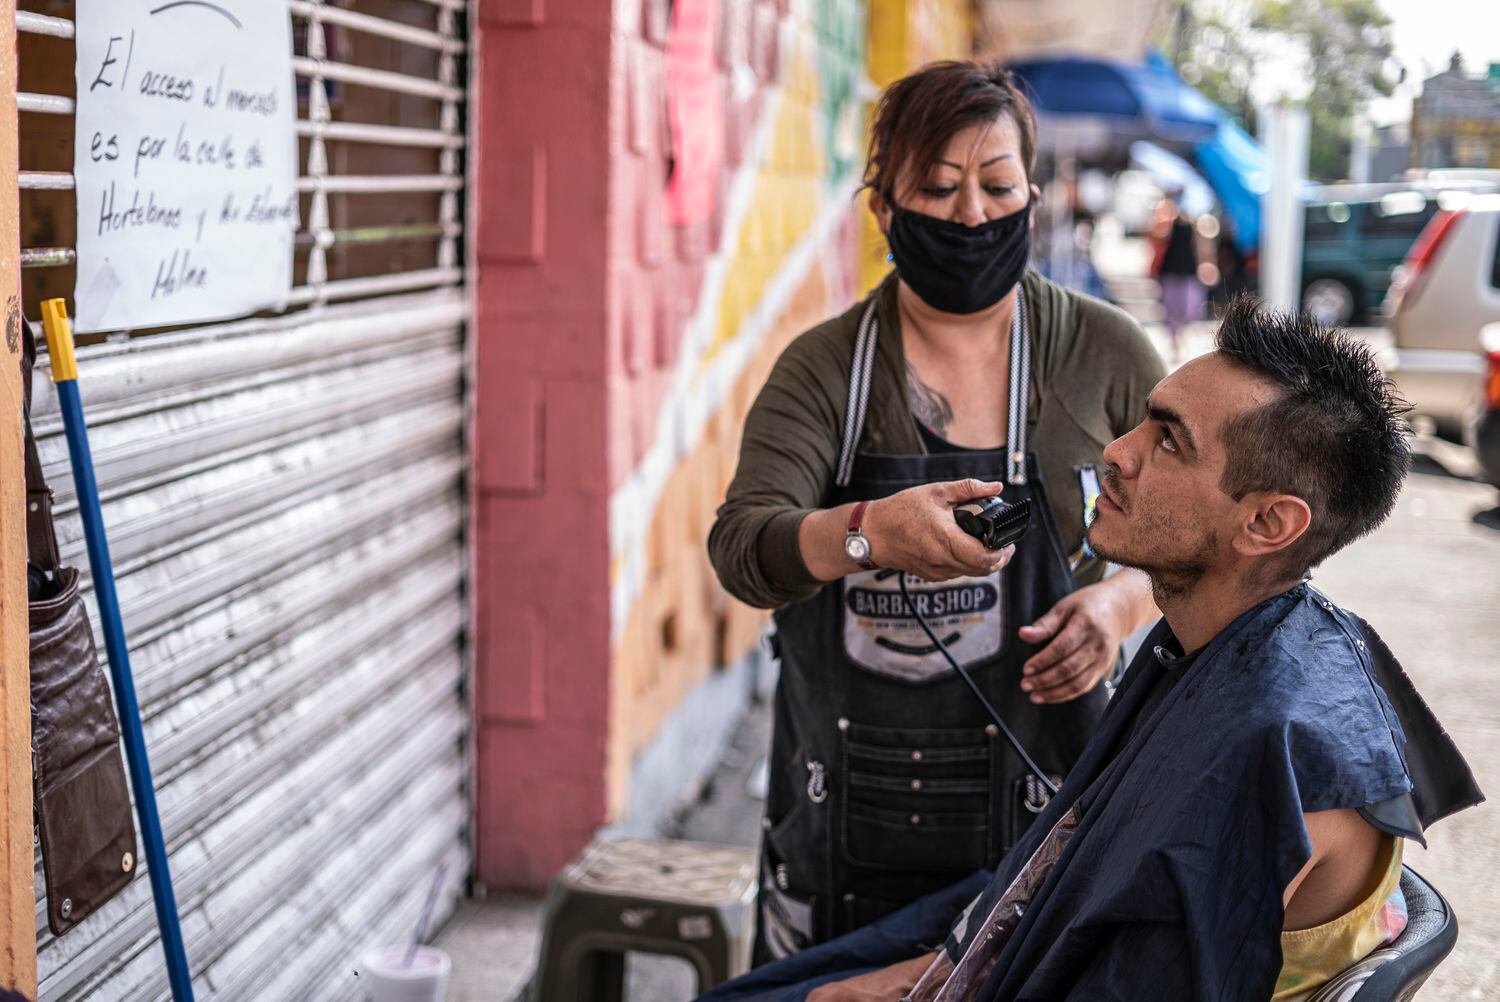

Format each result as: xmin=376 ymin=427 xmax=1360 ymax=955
xmin=1172 ymin=0 xmax=1397 ymax=180
xmin=1170 ymin=5 xmax=1259 ymax=130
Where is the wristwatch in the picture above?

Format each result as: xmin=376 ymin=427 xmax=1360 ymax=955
xmin=845 ymin=500 xmax=878 ymax=571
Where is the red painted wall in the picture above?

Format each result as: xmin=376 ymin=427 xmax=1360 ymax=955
xmin=470 ymin=0 xmax=616 ymax=891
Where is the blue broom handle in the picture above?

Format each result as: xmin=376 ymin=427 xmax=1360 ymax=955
xmin=43 ymin=301 xmax=195 ymax=1002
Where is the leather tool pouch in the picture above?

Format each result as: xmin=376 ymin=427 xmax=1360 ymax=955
xmin=23 ymin=323 xmax=137 ymax=935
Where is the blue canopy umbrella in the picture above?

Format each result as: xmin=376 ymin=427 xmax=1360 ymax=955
xmin=1007 ymin=55 xmax=1224 ymax=153
xmin=1193 ymin=118 xmax=1270 ymax=254
xmin=1009 ymin=52 xmax=1270 ymax=255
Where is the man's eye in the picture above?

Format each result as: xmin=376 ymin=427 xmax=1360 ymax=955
xmin=1158 ymin=428 xmax=1178 ymax=453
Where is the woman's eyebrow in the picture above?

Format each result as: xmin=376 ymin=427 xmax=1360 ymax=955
xmin=936 ymin=153 xmax=1017 ymax=170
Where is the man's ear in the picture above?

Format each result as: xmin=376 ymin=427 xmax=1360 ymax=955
xmin=1234 ymin=494 xmax=1312 ymax=560
xmin=870 ymin=188 xmax=893 ymax=236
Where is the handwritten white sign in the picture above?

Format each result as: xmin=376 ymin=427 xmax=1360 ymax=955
xmin=74 ymin=0 xmax=298 ymax=333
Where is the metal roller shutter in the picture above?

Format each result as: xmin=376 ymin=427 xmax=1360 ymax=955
xmin=16 ymin=1 xmax=471 ymax=998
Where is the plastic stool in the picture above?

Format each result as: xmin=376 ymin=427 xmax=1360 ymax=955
xmin=534 ymin=838 xmax=758 ymax=1002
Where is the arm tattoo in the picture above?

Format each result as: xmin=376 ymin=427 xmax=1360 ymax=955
xmin=907 ymin=362 xmax=955 ymax=437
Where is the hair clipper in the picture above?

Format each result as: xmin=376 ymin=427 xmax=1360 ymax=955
xmin=954 ymin=496 xmax=1031 ymax=550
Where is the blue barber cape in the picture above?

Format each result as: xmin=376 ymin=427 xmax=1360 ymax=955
xmin=701 ymin=584 xmax=1481 ymax=1002
xmin=945 ymin=584 xmax=1415 ymax=1000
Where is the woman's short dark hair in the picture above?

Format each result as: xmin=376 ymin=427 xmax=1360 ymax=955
xmin=1214 ymin=297 xmax=1411 ymax=578
xmin=864 ymin=60 xmax=1039 ymax=203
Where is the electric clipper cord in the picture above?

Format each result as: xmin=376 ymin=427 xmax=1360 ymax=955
xmin=891 ymin=496 xmax=1059 ymax=797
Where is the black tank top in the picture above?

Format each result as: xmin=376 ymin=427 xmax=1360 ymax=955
xmin=1159 ymin=218 xmax=1197 ymax=276
xmin=915 ymin=418 xmax=995 ymax=454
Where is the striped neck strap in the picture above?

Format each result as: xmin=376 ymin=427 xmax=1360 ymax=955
xmin=835 ymin=290 xmax=1031 ymax=487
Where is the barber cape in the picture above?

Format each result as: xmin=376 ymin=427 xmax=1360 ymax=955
xmin=929 ymin=583 xmax=1482 ymax=1002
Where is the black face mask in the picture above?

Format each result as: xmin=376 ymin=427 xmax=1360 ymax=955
xmin=886 ymin=201 xmax=1032 ymax=315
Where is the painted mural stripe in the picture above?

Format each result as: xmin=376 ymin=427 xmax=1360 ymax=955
xmin=607 ymin=75 xmax=867 ymax=640
xmin=606 ymin=78 xmax=789 ymax=635
xmin=609 ymin=181 xmax=859 ymax=639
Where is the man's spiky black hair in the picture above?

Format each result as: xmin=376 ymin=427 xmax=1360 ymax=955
xmin=1214 ymin=296 xmax=1411 ymax=576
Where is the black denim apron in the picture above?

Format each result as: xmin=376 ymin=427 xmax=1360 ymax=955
xmin=754 ymin=291 xmax=1107 ymax=962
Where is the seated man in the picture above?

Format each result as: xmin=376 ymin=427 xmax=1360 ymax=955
xmin=700 ymin=299 xmax=1480 ymax=1002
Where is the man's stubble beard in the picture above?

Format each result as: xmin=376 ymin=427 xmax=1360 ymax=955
xmin=1086 ymin=513 xmax=1218 ymax=606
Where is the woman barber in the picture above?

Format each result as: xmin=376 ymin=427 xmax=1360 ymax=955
xmin=707 ymin=61 xmax=1165 ymax=963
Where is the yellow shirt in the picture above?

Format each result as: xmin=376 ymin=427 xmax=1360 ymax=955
xmin=1273 ymin=836 xmax=1407 ymax=1001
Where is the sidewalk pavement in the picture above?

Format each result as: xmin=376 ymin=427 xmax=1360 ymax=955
xmin=1317 ymin=468 xmax=1500 ymax=996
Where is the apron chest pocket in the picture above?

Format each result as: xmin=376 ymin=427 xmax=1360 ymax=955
xmin=838 ymin=719 xmax=999 ymax=873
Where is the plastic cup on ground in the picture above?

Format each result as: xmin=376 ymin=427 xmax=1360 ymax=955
xmin=360 ymin=945 xmax=451 ymax=1002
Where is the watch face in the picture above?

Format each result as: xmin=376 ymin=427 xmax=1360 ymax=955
xmin=845 ymin=535 xmax=871 ymax=562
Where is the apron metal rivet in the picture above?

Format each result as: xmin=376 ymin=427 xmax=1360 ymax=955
xmin=60 ymin=898 xmax=72 ymax=919
xmin=837 ymin=718 xmax=849 ymax=731
xmin=910 ymin=750 xmax=923 ymax=762
xmin=910 ymin=779 xmax=922 ymax=790
xmin=985 ymin=724 xmax=999 ymax=737
xmin=909 ymin=814 xmax=922 ymax=826
xmin=761 ymin=817 xmax=772 ymax=830
xmin=843 ymin=893 xmax=855 ymax=903
xmin=122 ymin=852 xmax=133 ymax=872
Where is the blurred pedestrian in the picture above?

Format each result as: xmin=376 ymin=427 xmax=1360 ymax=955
xmin=1151 ymin=189 xmax=1210 ymax=361
xmin=708 ymin=60 xmax=1164 ymax=965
